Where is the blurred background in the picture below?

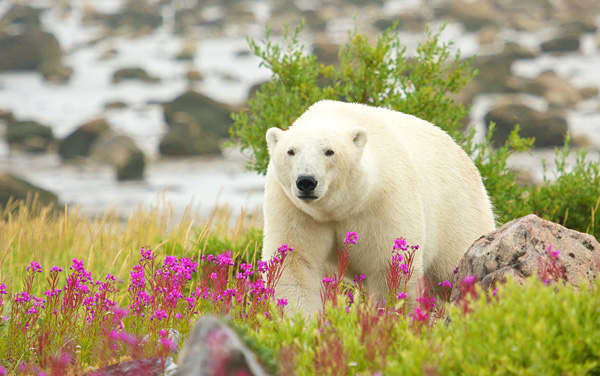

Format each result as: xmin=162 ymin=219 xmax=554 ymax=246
xmin=0 ymin=0 xmax=599 ymax=219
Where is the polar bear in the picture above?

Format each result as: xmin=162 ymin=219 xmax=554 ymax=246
xmin=262 ymin=100 xmax=495 ymax=315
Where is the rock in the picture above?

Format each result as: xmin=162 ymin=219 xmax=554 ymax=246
xmin=0 ymin=173 xmax=58 ymax=209
xmin=104 ymin=101 xmax=128 ymax=110
xmin=472 ymin=54 xmax=514 ymax=93
xmin=372 ymin=12 xmax=428 ymax=32
xmin=533 ymin=71 xmax=582 ymax=108
xmin=112 ymin=67 xmax=160 ymax=84
xmin=175 ymin=39 xmax=197 ymax=61
xmin=185 ymin=69 xmax=203 ymax=82
xmin=59 ymin=118 xmax=111 ymax=160
xmin=0 ymin=4 xmax=44 ymax=28
xmin=471 ymin=43 xmax=536 ymax=94
xmin=301 ymin=9 xmax=328 ymax=32
xmin=540 ymin=33 xmax=580 ymax=53
xmin=484 ymin=103 xmax=568 ymax=147
xmin=162 ymin=90 xmax=232 ymax=139
xmin=0 ymin=109 xmax=14 ymax=123
xmin=176 ymin=315 xmax=269 ymax=376
xmin=5 ymin=119 xmax=55 ymax=153
xmin=477 ymin=26 xmax=498 ymax=45
xmin=579 ymin=86 xmax=599 ymax=100
xmin=450 ymin=214 xmax=600 ymax=300
xmin=561 ymin=19 xmax=597 ymax=34
xmin=312 ymin=37 xmax=340 ymax=66
xmin=502 ymin=42 xmax=537 ymax=60
xmin=0 ymin=28 xmax=72 ymax=82
xmin=174 ymin=7 xmax=223 ymax=35
xmin=90 ymin=133 xmax=145 ymax=181
xmin=83 ymin=0 xmax=162 ymax=34
xmin=223 ymin=2 xmax=256 ymax=25
xmin=247 ymin=80 xmax=268 ymax=101
xmin=437 ymin=0 xmax=502 ymax=31
xmin=159 ymin=121 xmax=222 ymax=157
xmin=510 ymin=13 xmax=544 ymax=32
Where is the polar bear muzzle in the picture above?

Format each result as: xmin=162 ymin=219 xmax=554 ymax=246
xmin=296 ymin=175 xmax=318 ymax=200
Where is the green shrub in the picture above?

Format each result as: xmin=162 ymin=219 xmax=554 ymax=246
xmin=527 ymin=135 xmax=600 ymax=237
xmin=230 ymin=23 xmax=475 ymax=174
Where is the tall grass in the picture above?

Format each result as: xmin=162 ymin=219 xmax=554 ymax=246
xmin=0 ymin=198 xmax=262 ymax=301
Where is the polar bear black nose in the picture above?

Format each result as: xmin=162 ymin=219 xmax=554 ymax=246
xmin=296 ymin=175 xmax=317 ymax=193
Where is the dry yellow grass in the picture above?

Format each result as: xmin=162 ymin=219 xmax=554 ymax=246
xmin=0 ymin=196 xmax=262 ymax=293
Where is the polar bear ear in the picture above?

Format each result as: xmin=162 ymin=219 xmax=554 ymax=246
xmin=266 ymin=127 xmax=284 ymax=154
xmin=351 ymin=127 xmax=367 ymax=149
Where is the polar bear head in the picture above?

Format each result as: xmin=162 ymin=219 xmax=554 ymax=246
xmin=266 ymin=119 xmax=368 ymax=221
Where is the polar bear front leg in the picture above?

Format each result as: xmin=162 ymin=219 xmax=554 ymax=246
xmin=262 ymin=216 xmax=335 ymax=317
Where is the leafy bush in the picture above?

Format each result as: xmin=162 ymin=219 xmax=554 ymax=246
xmin=528 ymin=136 xmax=600 ymax=237
xmin=230 ymin=23 xmax=600 ymax=240
xmin=230 ymin=23 xmax=475 ymax=174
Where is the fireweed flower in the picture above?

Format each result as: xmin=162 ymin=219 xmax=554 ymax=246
xmin=277 ymin=244 xmax=294 ymax=257
xmin=548 ymin=245 xmax=560 ymax=259
xmin=354 ymin=274 xmax=366 ymax=284
xmin=322 ymin=277 xmax=335 ymax=285
xmin=462 ymin=275 xmax=476 ymax=285
xmin=277 ymin=298 xmax=288 ymax=307
xmin=438 ymin=280 xmax=452 ymax=289
xmin=345 ymin=232 xmax=359 ymax=245
xmin=453 ymin=266 xmax=459 ymax=274
xmin=140 ymin=247 xmax=153 ymax=262
xmin=397 ymin=291 xmax=408 ymax=300
xmin=411 ymin=307 xmax=428 ymax=322
xmin=151 ymin=309 xmax=167 ymax=321
xmin=393 ymin=238 xmax=408 ymax=251
xmin=15 ymin=291 xmax=31 ymax=303
xmin=50 ymin=266 xmax=63 ymax=273
xmin=26 ymin=261 xmax=42 ymax=273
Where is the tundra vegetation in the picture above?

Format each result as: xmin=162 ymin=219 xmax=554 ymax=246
xmin=1 ymin=24 xmax=600 ymax=374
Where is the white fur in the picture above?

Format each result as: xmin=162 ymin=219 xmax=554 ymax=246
xmin=262 ymin=100 xmax=496 ymax=316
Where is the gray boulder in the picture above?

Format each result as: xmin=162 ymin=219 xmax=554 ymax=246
xmin=90 ymin=133 xmax=145 ymax=181
xmin=83 ymin=0 xmax=162 ymax=34
xmin=162 ymin=90 xmax=232 ymax=139
xmin=176 ymin=316 xmax=269 ymax=376
xmin=159 ymin=90 xmax=232 ymax=156
xmin=451 ymin=214 xmax=600 ymax=301
xmin=0 ymin=28 xmax=72 ymax=82
xmin=484 ymin=103 xmax=568 ymax=147
xmin=112 ymin=67 xmax=160 ymax=84
xmin=0 ymin=173 xmax=58 ymax=209
xmin=0 ymin=4 xmax=44 ymax=28
xmin=58 ymin=118 xmax=111 ymax=160
xmin=159 ymin=120 xmax=221 ymax=157
xmin=541 ymin=33 xmax=580 ymax=53
xmin=437 ymin=0 xmax=502 ymax=31
xmin=5 ymin=119 xmax=55 ymax=153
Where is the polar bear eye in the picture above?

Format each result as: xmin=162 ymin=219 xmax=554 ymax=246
xmin=287 ymin=149 xmax=295 ymax=156
xmin=325 ymin=149 xmax=334 ymax=156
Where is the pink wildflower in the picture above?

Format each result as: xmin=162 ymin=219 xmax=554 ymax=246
xmin=393 ymin=238 xmax=408 ymax=251
xmin=344 ymin=232 xmax=359 ymax=245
